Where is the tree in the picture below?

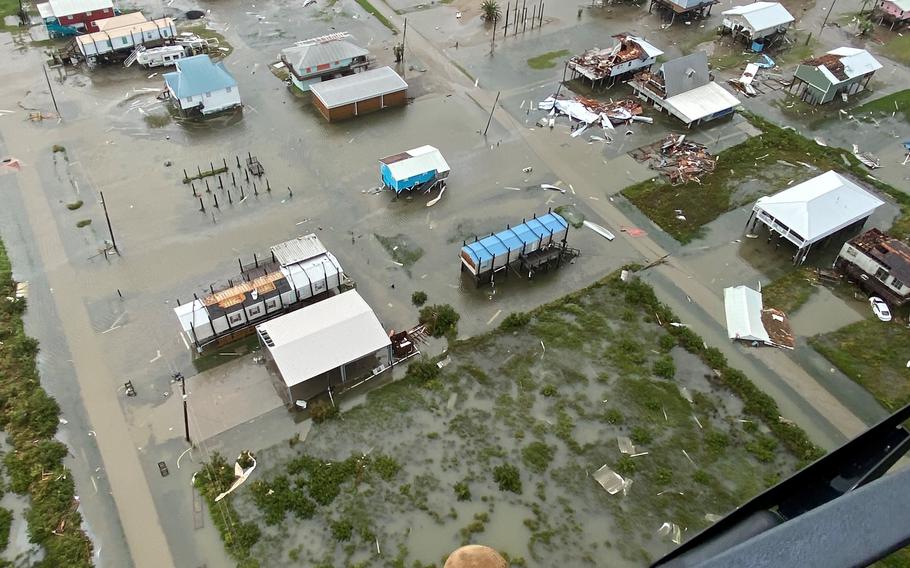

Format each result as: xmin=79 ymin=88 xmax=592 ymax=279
xmin=481 ymin=0 xmax=502 ymax=23
xmin=418 ymin=304 xmax=460 ymax=338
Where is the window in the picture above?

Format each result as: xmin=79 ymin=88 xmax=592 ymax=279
xmin=891 ymin=278 xmax=905 ymax=291
xmin=121 ymin=37 xmax=129 ymax=45
xmin=228 ymin=313 xmax=243 ymax=325
xmin=266 ymin=299 xmax=278 ymax=310
xmin=162 ymin=30 xmax=169 ymax=37
xmin=875 ymin=267 xmax=889 ymax=281
xmin=205 ymin=91 xmax=212 ymax=98
xmin=248 ymin=306 xmax=262 ymax=317
xmin=226 ymin=87 xmax=232 ymax=93
xmin=86 ymin=11 xmax=92 ymax=15
xmin=844 ymin=246 xmax=857 ymax=257
xmin=106 ymin=40 xmax=112 ymax=47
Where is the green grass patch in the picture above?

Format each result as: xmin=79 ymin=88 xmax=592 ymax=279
xmin=353 ymin=0 xmax=397 ymax=33
xmin=760 ymin=268 xmax=817 ymax=313
xmin=0 ymin=0 xmax=23 ymax=31
xmin=182 ymin=165 xmax=228 ymax=184
xmin=52 ymin=144 xmax=66 ymax=154
xmin=375 ymin=233 xmax=424 ymax=269
xmin=75 ymin=219 xmax=92 ymax=228
xmin=880 ymin=32 xmax=910 ymax=66
xmin=527 ymin=50 xmax=570 ymax=70
xmin=192 ymin=333 xmax=260 ymax=373
xmin=774 ymin=36 xmax=817 ymax=67
xmin=66 ymin=200 xmax=83 ymax=211
xmin=143 ymin=113 xmax=172 ymax=128
xmin=850 ymin=89 xmax=910 ymax=125
xmin=622 ymin=113 xmax=905 ymax=243
xmin=810 ymin=319 xmax=910 ymax=411
xmin=0 ymin=239 xmax=93 ymax=565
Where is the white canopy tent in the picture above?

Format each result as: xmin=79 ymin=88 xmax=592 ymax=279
xmin=747 ymin=171 xmax=884 ymax=264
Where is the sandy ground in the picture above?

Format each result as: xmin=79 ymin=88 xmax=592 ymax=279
xmin=0 ymin=0 xmax=903 ymax=564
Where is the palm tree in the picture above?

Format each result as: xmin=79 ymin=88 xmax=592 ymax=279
xmin=481 ymin=0 xmax=502 ymax=23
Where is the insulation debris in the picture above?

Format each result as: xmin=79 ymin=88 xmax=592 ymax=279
xmin=630 ymin=134 xmax=716 ymax=185
xmin=539 ymin=96 xmax=647 ymax=132
xmin=593 ymin=465 xmax=633 ymax=495
xmin=657 ymin=522 xmax=683 ymax=545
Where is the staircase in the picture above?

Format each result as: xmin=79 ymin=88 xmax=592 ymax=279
xmin=124 ymin=45 xmax=145 ymax=68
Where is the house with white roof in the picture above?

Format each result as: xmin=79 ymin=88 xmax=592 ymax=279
xmin=628 ymin=51 xmax=741 ymax=127
xmin=790 ymin=47 xmax=882 ymax=104
xmin=279 ymin=32 xmax=370 ymax=92
xmin=163 ymin=55 xmax=241 ymax=116
xmin=37 ymin=0 xmax=114 ymax=36
xmin=722 ymin=2 xmax=794 ymax=43
xmin=746 ymin=171 xmax=884 ymax=264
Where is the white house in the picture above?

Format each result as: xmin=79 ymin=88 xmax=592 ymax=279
xmin=163 ymin=55 xmax=241 ymax=116
xmin=568 ymin=34 xmax=664 ymax=87
xmin=722 ymin=2 xmax=795 ymax=40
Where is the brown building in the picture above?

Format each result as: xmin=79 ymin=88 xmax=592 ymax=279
xmin=309 ymin=66 xmax=407 ymax=122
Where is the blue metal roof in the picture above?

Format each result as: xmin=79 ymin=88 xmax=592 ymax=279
xmin=462 ymin=213 xmax=568 ymax=264
xmin=163 ymin=55 xmax=237 ymax=99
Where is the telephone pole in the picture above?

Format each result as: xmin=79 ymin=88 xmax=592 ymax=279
xmin=99 ymin=191 xmax=119 ymax=255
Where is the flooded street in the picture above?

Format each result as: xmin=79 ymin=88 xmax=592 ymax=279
xmin=0 ymin=0 xmax=903 ymax=563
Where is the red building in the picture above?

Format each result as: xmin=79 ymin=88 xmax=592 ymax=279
xmin=37 ymin=0 xmax=115 ymax=34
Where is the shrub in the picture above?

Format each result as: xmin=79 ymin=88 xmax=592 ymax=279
xmin=500 ymin=312 xmax=532 ymax=331
xmin=615 ymin=456 xmax=637 ymax=477
xmin=418 ymin=304 xmax=460 ymax=338
xmin=704 ymin=430 xmax=729 ymax=456
xmin=66 ymin=200 xmax=83 ymax=210
xmin=746 ymin=434 xmax=778 ymax=463
xmin=75 ymin=219 xmax=92 ymax=228
xmin=454 ymin=480 xmax=471 ymax=501
xmin=604 ymin=408 xmax=623 ymax=424
xmin=539 ymin=384 xmax=557 ymax=397
xmin=0 ymin=507 xmax=11 ymax=552
xmin=309 ymin=399 xmax=338 ymax=423
xmin=521 ymin=442 xmax=555 ymax=474
xmin=406 ymin=358 xmax=440 ymax=383
xmin=411 ymin=291 xmax=427 ymax=306
xmin=52 ymin=144 xmax=66 ymax=153
xmin=492 ymin=464 xmax=522 ymax=494
xmin=654 ymin=467 xmax=672 ymax=486
xmin=652 ymin=356 xmax=676 ymax=379
xmin=658 ymin=334 xmax=676 ymax=352
xmin=630 ymin=426 xmax=653 ymax=445
xmin=372 ymin=455 xmax=401 ymax=481
xmin=331 ymin=519 xmax=353 ymax=541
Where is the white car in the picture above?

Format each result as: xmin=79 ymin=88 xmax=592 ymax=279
xmin=869 ymin=297 xmax=892 ymax=322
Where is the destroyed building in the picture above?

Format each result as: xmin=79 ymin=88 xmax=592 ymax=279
xmin=835 ymin=229 xmax=910 ymax=307
xmin=567 ymin=34 xmax=663 ymax=88
xmin=789 ymin=47 xmax=882 ymax=104
xmin=628 ymin=51 xmax=741 ymax=127
xmin=724 ymin=285 xmax=795 ymax=349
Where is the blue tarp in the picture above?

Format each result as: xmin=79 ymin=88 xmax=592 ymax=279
xmin=461 ymin=213 xmax=568 ymax=268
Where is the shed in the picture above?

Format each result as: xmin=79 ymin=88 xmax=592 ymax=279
xmin=724 ymin=286 xmax=770 ymax=344
xmin=722 ymin=2 xmax=794 ymax=39
xmin=747 ymin=171 xmax=884 ymax=263
xmin=790 ymin=47 xmax=882 ymax=104
xmin=310 ymin=66 xmax=407 ymax=122
xmin=163 ymin=55 xmax=241 ymax=116
xmin=379 ymin=145 xmax=449 ymax=193
xmin=257 ymin=290 xmax=392 ymax=406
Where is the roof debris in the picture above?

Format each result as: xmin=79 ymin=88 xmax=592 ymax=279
xmin=631 ymin=134 xmax=716 ymax=185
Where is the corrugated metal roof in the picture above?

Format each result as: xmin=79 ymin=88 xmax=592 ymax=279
xmin=381 ymin=145 xmax=449 ymax=181
xmin=462 ymin=213 xmax=568 ymax=264
xmin=724 ymin=286 xmax=771 ymax=343
xmin=664 ymin=81 xmax=741 ymax=123
xmin=257 ymin=290 xmax=391 ymax=387
xmin=48 ymin=0 xmax=112 ymax=17
xmin=281 ymin=39 xmax=369 ymax=72
xmin=827 ymin=47 xmax=882 ymax=79
xmin=36 ymin=2 xmax=54 ymax=19
xmin=660 ymin=52 xmax=710 ymax=98
xmin=76 ymin=17 xmax=174 ymax=45
xmin=270 ymin=234 xmax=327 ymax=267
xmin=627 ymin=35 xmax=664 ymax=58
xmin=95 ymin=11 xmax=146 ymax=30
xmin=722 ymin=2 xmax=794 ymax=32
xmin=753 ymin=171 xmax=883 ymax=244
xmin=310 ymin=66 xmax=407 ymax=109
xmin=163 ymin=55 xmax=237 ymax=98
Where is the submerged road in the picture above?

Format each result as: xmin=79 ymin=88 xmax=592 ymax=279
xmin=368 ymin=0 xmax=869 ymax=448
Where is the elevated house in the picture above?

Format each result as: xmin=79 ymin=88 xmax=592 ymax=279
xmin=257 ymin=290 xmax=393 ymax=408
xmin=73 ymin=13 xmax=177 ymax=65
xmin=835 ymin=229 xmax=910 ymax=307
xmin=310 ymin=66 xmax=407 ymax=122
xmin=379 ymin=145 xmax=449 ymax=194
xmin=174 ymin=234 xmax=346 ymax=352
xmin=875 ymin=0 xmax=910 ymax=29
xmin=567 ymin=34 xmax=664 ymax=88
xmin=789 ymin=47 xmax=882 ymax=104
xmin=746 ymin=171 xmax=884 ymax=264
xmin=721 ymin=2 xmax=794 ymax=47
xmin=648 ymin=0 xmax=718 ymax=24
xmin=279 ymin=32 xmax=370 ymax=92
xmin=628 ymin=51 xmax=741 ymax=127
xmin=163 ymin=55 xmax=241 ymax=116
xmin=37 ymin=0 xmax=115 ymax=37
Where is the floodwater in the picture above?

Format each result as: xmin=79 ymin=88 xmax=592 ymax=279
xmin=0 ymin=0 xmax=901 ymax=562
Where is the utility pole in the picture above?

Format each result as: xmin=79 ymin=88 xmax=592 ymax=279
xmin=176 ymin=372 xmax=190 ymax=444
xmin=99 ymin=191 xmax=119 ymax=254
xmin=401 ymin=18 xmax=407 ymax=69
xmin=820 ymin=0 xmax=838 ymax=32
xmin=490 ymin=17 xmax=497 ymax=55
xmin=42 ymin=65 xmax=60 ymax=117
xmin=483 ymin=91 xmax=501 ymax=136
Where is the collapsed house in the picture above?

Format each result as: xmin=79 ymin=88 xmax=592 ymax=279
xmin=628 ymin=52 xmax=741 ymax=127
xmin=173 ymin=234 xmax=346 ymax=352
xmin=279 ymin=32 xmax=371 ymax=92
xmin=537 ymin=96 xmax=647 ymax=136
xmin=379 ymin=145 xmax=450 ymax=194
xmin=835 ymin=229 xmax=910 ymax=307
xmin=653 ymin=134 xmax=716 ymax=184
xmin=746 ymin=171 xmax=884 ymax=264
xmin=459 ymin=211 xmax=578 ymax=286
xmin=567 ymin=34 xmax=663 ymax=88
xmin=257 ymin=290 xmax=396 ymax=408
xmin=724 ymin=285 xmax=795 ymax=349
xmin=721 ymin=2 xmax=794 ymax=48
xmin=37 ymin=0 xmax=114 ymax=37
xmin=310 ymin=66 xmax=407 ymax=122
xmin=789 ymin=47 xmax=882 ymax=105
xmin=163 ymin=55 xmax=241 ymax=116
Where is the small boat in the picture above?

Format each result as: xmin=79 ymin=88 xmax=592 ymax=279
xmin=583 ymin=220 xmax=615 ymax=241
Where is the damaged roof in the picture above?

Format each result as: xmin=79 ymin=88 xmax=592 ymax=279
xmin=848 ymin=229 xmax=910 ymax=284
xmin=802 ymin=47 xmax=882 ymax=83
xmin=660 ymin=52 xmax=710 ymax=97
xmin=281 ymin=38 xmax=369 ymax=72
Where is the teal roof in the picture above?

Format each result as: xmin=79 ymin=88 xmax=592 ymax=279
xmin=163 ymin=55 xmax=236 ymax=98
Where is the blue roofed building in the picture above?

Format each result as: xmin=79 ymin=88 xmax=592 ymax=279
xmin=163 ymin=55 xmax=241 ymax=116
xmin=379 ymin=145 xmax=449 ymax=194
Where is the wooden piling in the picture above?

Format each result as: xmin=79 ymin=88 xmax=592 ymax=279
xmin=228 ymin=190 xmax=233 ymax=204
xmin=205 ymin=178 xmax=210 ymax=193
xmin=218 ymin=175 xmax=223 ymax=189
xmin=199 ymin=197 xmax=205 ymax=212
xmin=214 ymin=194 xmax=219 ymax=208
xmin=191 ymin=182 xmax=197 ymax=197
xmin=231 ymin=172 xmax=236 ymax=186
xmin=240 ymin=186 xmax=245 ymax=199
xmin=236 ymin=155 xmax=241 ymax=168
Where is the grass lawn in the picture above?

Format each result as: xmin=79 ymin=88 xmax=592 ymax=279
xmin=810 ymin=319 xmax=910 ymax=411
xmin=354 ymin=0 xmax=397 ymax=33
xmin=622 ymin=113 xmax=909 ymax=243
xmin=760 ymin=268 xmax=818 ymax=314
xmin=527 ymin=49 xmax=570 ymax=70
xmin=880 ymin=32 xmax=910 ymax=65
xmin=773 ymin=37 xmax=816 ymax=67
xmin=0 ymin=0 xmax=22 ymax=31
xmin=850 ymin=89 xmax=910 ymax=125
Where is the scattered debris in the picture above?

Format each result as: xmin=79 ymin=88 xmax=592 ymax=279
xmin=213 ymin=451 xmax=257 ymax=502
xmin=593 ymin=464 xmax=633 ymax=495
xmin=657 ymin=522 xmax=683 ymax=545
xmin=852 ymin=144 xmax=881 ymax=169
xmin=540 ymin=183 xmax=566 ymax=193
xmin=631 ymin=134 xmax=716 ymax=184
xmin=539 ymin=95 xmax=647 ymax=134
xmin=617 ymin=436 xmax=635 ymax=455
xmin=583 ymin=220 xmax=615 ymax=241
